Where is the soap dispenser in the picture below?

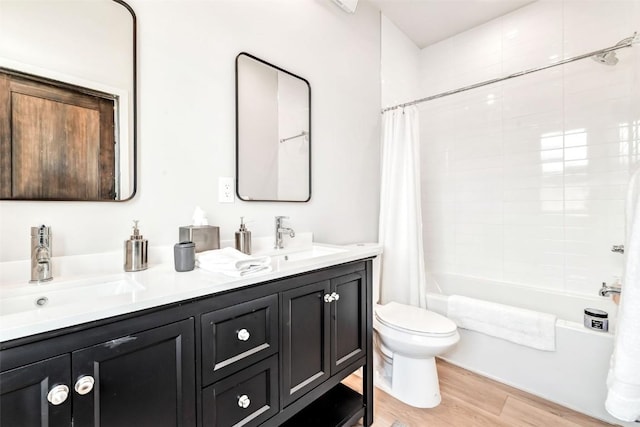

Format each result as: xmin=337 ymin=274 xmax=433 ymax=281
xmin=124 ymin=220 xmax=148 ymax=272
xmin=235 ymin=217 xmax=251 ymax=255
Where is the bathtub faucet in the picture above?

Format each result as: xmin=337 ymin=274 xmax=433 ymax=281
xmin=611 ymin=245 xmax=624 ymax=254
xmin=599 ymin=282 xmax=621 ymax=297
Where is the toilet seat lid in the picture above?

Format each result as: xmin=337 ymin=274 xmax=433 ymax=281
xmin=375 ymin=302 xmax=457 ymax=336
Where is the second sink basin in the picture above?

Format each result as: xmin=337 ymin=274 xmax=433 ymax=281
xmin=271 ymin=245 xmax=347 ymax=263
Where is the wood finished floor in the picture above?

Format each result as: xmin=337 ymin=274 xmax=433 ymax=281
xmin=344 ymin=359 xmax=617 ymax=427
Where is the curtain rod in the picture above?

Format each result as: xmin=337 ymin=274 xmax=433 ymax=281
xmin=381 ymin=31 xmax=638 ymax=114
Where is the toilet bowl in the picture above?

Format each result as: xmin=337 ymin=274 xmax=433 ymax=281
xmin=373 ymin=301 xmax=459 ymax=408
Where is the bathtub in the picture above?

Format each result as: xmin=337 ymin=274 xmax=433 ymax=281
xmin=426 ymin=273 xmax=632 ymax=426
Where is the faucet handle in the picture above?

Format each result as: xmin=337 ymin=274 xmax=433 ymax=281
xmin=31 ymin=225 xmax=51 ymax=245
xmin=275 ymin=215 xmax=289 ymax=220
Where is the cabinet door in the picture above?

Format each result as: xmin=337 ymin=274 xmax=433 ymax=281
xmin=281 ymin=280 xmax=331 ymax=407
xmin=331 ymin=272 xmax=366 ymax=374
xmin=0 ymin=355 xmax=71 ymax=427
xmin=71 ymin=319 xmax=196 ymax=427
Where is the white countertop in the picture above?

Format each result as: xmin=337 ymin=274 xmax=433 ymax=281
xmin=0 ymin=237 xmax=381 ymax=343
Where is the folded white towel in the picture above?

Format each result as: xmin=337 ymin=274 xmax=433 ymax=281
xmin=447 ymin=295 xmax=556 ymax=351
xmin=606 ymin=167 xmax=640 ymax=422
xmin=197 ymin=247 xmax=272 ymax=277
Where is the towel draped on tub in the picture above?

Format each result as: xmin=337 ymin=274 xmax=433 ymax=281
xmin=447 ymin=295 xmax=557 ymax=351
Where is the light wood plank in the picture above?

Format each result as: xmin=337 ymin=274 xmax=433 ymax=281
xmin=344 ymin=359 xmax=615 ymax=427
xmin=437 ymin=359 xmax=509 ymax=416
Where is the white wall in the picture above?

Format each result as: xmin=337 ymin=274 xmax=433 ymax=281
xmin=416 ymin=0 xmax=640 ymax=297
xmin=0 ymin=0 xmax=381 ymax=262
xmin=381 ymin=14 xmax=420 ymax=108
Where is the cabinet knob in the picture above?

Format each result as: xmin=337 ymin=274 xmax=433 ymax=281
xmin=331 ymin=292 xmax=340 ymax=301
xmin=323 ymin=293 xmax=333 ymax=303
xmin=47 ymin=384 xmax=69 ymax=405
xmin=237 ymin=394 xmax=251 ymax=409
xmin=237 ymin=328 xmax=250 ymax=341
xmin=74 ymin=375 xmax=95 ymax=395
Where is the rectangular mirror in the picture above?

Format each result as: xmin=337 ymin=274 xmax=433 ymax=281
xmin=0 ymin=0 xmax=136 ymax=201
xmin=236 ymin=53 xmax=311 ymax=202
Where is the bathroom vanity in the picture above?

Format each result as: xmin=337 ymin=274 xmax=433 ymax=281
xmin=0 ymin=244 xmax=378 ymax=427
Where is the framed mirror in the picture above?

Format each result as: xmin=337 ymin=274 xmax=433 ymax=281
xmin=236 ymin=53 xmax=311 ymax=202
xmin=0 ymin=0 xmax=136 ymax=201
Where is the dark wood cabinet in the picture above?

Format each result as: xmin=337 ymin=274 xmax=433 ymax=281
xmin=0 ymin=259 xmax=373 ymax=427
xmin=0 ymin=319 xmax=195 ymax=427
xmin=281 ymin=280 xmax=331 ymax=406
xmin=200 ymin=295 xmax=280 ymax=427
xmin=201 ymin=294 xmax=278 ymax=385
xmin=71 ymin=319 xmax=196 ymax=427
xmin=330 ymin=271 xmax=366 ymax=374
xmin=281 ymin=270 xmax=367 ymax=410
xmin=202 ymin=355 xmax=278 ymax=427
xmin=0 ymin=355 xmax=71 ymax=427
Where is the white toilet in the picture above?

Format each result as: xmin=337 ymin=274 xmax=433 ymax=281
xmin=372 ymin=257 xmax=460 ymax=408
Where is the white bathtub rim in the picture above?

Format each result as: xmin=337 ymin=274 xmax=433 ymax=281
xmin=427 ymin=273 xmax=619 ymax=328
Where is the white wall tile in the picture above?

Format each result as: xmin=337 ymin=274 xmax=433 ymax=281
xmin=421 ymin=1 xmax=640 ymax=295
xmin=398 ymin=0 xmax=640 ymax=297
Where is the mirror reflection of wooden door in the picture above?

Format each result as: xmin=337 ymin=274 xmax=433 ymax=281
xmin=0 ymin=71 xmax=116 ymax=200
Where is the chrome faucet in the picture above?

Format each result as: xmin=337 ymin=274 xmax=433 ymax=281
xmin=599 ymin=282 xmax=621 ymax=297
xmin=30 ymin=225 xmax=53 ymax=283
xmin=274 ymin=216 xmax=295 ymax=249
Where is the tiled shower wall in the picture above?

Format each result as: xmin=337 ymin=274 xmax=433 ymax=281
xmin=419 ymin=0 xmax=640 ymax=296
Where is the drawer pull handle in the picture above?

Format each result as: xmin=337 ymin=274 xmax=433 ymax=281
xmin=47 ymin=384 xmax=69 ymax=405
xmin=237 ymin=328 xmax=250 ymax=341
xmin=238 ymin=394 xmax=251 ymax=409
xmin=331 ymin=292 xmax=340 ymax=301
xmin=74 ymin=375 xmax=95 ymax=395
xmin=323 ymin=293 xmax=333 ymax=303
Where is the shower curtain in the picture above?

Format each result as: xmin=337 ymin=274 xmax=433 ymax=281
xmin=378 ymin=106 xmax=427 ymax=308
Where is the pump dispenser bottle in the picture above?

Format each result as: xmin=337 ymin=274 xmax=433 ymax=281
xmin=235 ymin=217 xmax=251 ymax=255
xmin=124 ymin=220 xmax=148 ymax=272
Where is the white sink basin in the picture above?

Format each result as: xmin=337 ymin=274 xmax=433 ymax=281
xmin=0 ymin=276 xmax=146 ymax=317
xmin=272 ymin=245 xmax=347 ymax=263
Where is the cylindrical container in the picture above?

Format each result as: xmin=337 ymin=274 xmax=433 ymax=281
xmin=124 ymin=220 xmax=148 ymax=272
xmin=124 ymin=239 xmax=148 ymax=272
xmin=235 ymin=217 xmax=251 ymax=255
xmin=174 ymin=241 xmax=196 ymax=272
xmin=584 ymin=308 xmax=608 ymax=332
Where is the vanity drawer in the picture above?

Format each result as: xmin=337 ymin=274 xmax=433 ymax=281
xmin=201 ymin=294 xmax=278 ymax=384
xmin=202 ymin=354 xmax=278 ymax=427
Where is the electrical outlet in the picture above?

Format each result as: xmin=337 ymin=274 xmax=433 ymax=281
xmin=218 ymin=177 xmax=234 ymax=203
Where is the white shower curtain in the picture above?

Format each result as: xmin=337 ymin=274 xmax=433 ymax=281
xmin=378 ymin=106 xmax=427 ymax=308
